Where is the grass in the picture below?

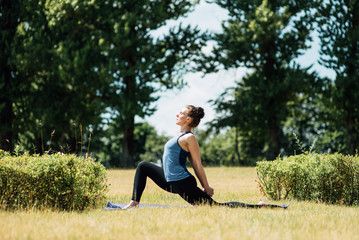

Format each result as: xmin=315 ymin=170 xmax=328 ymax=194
xmin=1 ymin=167 xmax=359 ymax=240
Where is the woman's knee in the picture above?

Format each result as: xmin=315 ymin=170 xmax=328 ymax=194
xmin=137 ymin=161 xmax=150 ymax=169
xmin=136 ymin=161 xmax=157 ymax=173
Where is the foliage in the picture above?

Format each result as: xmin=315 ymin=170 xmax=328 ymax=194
xmin=99 ymin=122 xmax=169 ymax=168
xmin=256 ymin=153 xmax=359 ymax=206
xmin=197 ymin=129 xmax=236 ymax=166
xmin=78 ymin=0 xmax=206 ymax=167
xmin=197 ymin=128 xmax=260 ymax=166
xmin=2 ymin=0 xmax=359 ymax=167
xmin=0 ymin=152 xmax=108 ymax=211
xmin=0 ymin=0 xmax=28 ymax=151
xmin=317 ymin=0 xmax=359 ymax=154
xmin=205 ymin=0 xmax=321 ymax=160
xmin=136 ymin=123 xmax=169 ymax=166
xmin=281 ymin=78 xmax=336 ymax=155
xmin=0 ymin=0 xmax=205 ymax=168
xmin=1 ymin=0 xmax=109 ymax=154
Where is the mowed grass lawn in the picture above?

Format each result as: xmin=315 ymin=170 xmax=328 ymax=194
xmin=1 ymin=167 xmax=359 ymax=240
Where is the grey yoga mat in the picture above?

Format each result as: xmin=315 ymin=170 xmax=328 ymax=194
xmin=103 ymin=202 xmax=191 ymax=210
xmin=103 ymin=201 xmax=289 ymax=210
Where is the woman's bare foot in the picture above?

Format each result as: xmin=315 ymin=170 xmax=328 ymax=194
xmin=123 ymin=200 xmax=139 ymax=209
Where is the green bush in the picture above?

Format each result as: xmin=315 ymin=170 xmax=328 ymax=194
xmin=256 ymin=153 xmax=359 ymax=206
xmin=0 ymin=151 xmax=108 ymax=211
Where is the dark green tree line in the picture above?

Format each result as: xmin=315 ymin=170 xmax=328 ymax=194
xmin=1 ymin=0 xmax=109 ymax=154
xmin=317 ymin=0 xmax=359 ymax=155
xmin=2 ymin=0 xmax=358 ymax=167
xmin=0 ymin=0 xmax=23 ymax=152
xmin=0 ymin=0 xmax=205 ymax=167
xmin=96 ymin=0 xmax=206 ymax=167
xmin=203 ymin=0 xmax=320 ymax=161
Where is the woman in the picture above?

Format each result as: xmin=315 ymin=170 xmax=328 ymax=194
xmin=123 ymin=105 xmax=268 ymax=209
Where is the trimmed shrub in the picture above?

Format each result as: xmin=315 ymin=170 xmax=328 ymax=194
xmin=256 ymin=153 xmax=359 ymax=206
xmin=0 ymin=151 xmax=108 ymax=211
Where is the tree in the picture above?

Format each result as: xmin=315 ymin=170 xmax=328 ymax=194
xmin=0 ymin=0 xmax=22 ymax=151
xmin=14 ymin=0 xmax=107 ymax=154
xmin=317 ymin=0 xmax=359 ymax=155
xmin=0 ymin=0 xmax=107 ymax=154
xmin=33 ymin=0 xmax=108 ymax=153
xmin=204 ymin=0 xmax=319 ymax=160
xmin=1 ymin=0 xmax=205 ymax=165
xmin=196 ymin=128 xmax=247 ymax=166
xmin=98 ymin=0 xmax=206 ymax=167
xmin=98 ymin=122 xmax=169 ymax=168
xmin=136 ymin=122 xmax=169 ymax=166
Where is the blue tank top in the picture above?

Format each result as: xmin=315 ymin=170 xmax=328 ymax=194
xmin=163 ymin=131 xmax=192 ymax=182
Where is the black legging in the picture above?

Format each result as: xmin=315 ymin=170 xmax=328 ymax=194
xmin=131 ymin=161 xmax=261 ymax=208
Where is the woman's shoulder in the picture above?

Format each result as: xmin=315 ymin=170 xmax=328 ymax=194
xmin=183 ymin=132 xmax=197 ymax=143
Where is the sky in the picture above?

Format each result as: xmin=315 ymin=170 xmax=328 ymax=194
xmin=143 ymin=1 xmax=335 ymax=137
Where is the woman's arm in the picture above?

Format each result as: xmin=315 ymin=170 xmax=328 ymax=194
xmin=186 ymin=135 xmax=214 ymax=197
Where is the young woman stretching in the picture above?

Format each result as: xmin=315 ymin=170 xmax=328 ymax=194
xmin=123 ymin=105 xmax=270 ymax=209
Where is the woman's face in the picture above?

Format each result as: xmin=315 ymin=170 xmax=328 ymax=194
xmin=176 ymin=108 xmax=190 ymax=126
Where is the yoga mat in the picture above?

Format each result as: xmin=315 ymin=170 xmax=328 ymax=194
xmin=225 ymin=201 xmax=290 ymax=209
xmin=103 ymin=201 xmax=289 ymax=210
xmin=103 ymin=201 xmax=191 ymax=210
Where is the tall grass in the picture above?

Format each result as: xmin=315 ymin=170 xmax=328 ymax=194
xmin=1 ymin=167 xmax=359 ymax=240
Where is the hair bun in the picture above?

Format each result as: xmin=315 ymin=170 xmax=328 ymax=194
xmin=185 ymin=105 xmax=204 ymax=128
xmin=196 ymin=107 xmax=205 ymax=119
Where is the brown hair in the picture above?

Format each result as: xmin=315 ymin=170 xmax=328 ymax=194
xmin=185 ymin=105 xmax=205 ymax=128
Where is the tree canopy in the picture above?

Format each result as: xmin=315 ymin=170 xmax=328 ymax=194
xmin=317 ymin=0 xmax=359 ymax=155
xmin=0 ymin=0 xmax=205 ymax=167
xmin=203 ymin=0 xmax=320 ymax=161
xmin=1 ymin=0 xmax=358 ymax=167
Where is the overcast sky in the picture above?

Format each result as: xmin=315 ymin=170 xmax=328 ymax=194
xmin=143 ymin=1 xmax=335 ymax=137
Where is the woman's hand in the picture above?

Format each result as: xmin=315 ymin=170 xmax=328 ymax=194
xmin=204 ymin=186 xmax=214 ymax=197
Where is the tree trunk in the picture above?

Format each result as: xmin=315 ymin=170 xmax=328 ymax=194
xmin=234 ymin=126 xmax=243 ymax=165
xmin=262 ymin=34 xmax=280 ymax=161
xmin=121 ymin=72 xmax=136 ymax=168
xmin=345 ymin=8 xmax=359 ymax=155
xmin=346 ymin=112 xmax=357 ymax=155
xmin=122 ymin=116 xmax=135 ymax=168
xmin=267 ymin=124 xmax=280 ymax=161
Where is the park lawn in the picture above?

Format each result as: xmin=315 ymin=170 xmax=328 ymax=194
xmin=1 ymin=167 xmax=359 ymax=240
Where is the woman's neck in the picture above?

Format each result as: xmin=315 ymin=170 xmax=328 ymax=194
xmin=179 ymin=126 xmax=192 ymax=133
